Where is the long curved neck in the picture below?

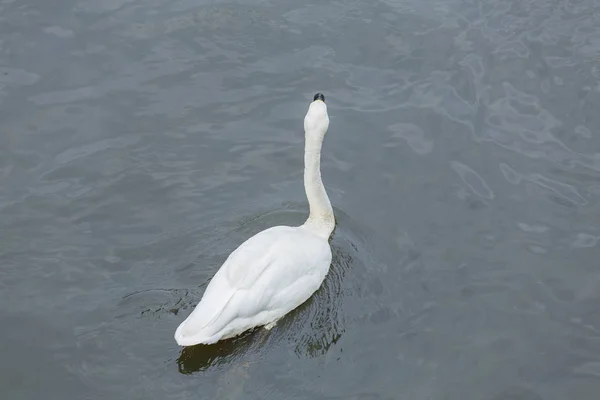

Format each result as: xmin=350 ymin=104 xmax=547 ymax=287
xmin=302 ymin=133 xmax=335 ymax=238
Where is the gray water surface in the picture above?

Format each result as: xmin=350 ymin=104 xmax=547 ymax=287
xmin=2 ymin=0 xmax=600 ymax=399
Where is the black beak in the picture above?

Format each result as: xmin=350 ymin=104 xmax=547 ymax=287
xmin=313 ymin=93 xmax=325 ymax=102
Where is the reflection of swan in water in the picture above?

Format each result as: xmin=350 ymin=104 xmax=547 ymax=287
xmin=176 ymin=329 xmax=259 ymax=374
xmin=175 ymin=93 xmax=337 ymax=346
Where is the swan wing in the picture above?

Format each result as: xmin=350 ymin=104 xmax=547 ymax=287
xmin=175 ymin=226 xmax=331 ymax=345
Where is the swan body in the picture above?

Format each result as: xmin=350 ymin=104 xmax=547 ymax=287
xmin=175 ymin=93 xmax=335 ymax=346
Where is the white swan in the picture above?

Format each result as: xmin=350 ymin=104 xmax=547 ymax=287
xmin=174 ymin=93 xmax=335 ymax=346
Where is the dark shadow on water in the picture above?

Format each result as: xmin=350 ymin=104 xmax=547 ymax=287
xmin=176 ymin=329 xmax=262 ymax=374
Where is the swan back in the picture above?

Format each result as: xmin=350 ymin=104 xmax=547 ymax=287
xmin=174 ymin=225 xmax=331 ymax=346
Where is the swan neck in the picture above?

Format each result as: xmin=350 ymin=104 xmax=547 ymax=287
xmin=302 ymin=133 xmax=334 ymax=238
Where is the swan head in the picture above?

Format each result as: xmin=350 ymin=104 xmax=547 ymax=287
xmin=304 ymin=92 xmax=329 ymax=138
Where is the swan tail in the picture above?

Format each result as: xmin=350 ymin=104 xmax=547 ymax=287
xmin=174 ymin=288 xmax=242 ymax=346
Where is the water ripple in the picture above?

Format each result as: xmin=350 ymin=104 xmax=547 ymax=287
xmin=386 ymin=123 xmax=433 ymax=155
xmin=451 ymin=160 xmax=494 ymax=200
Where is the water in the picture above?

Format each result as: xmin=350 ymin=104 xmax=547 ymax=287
xmin=1 ymin=0 xmax=600 ymax=399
